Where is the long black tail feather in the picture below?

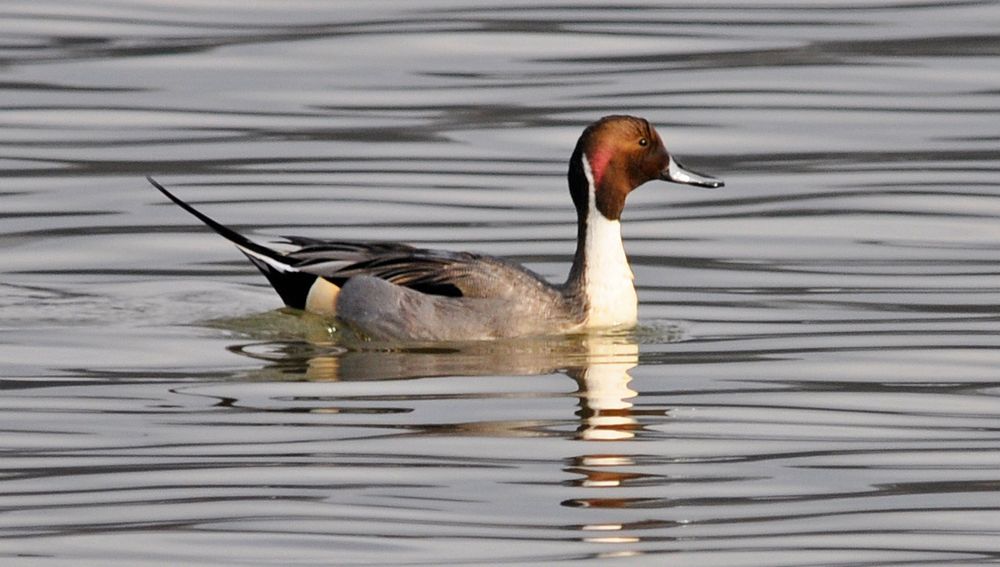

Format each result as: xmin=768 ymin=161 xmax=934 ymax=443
xmin=146 ymin=176 xmax=285 ymax=264
xmin=147 ymin=176 xmax=316 ymax=309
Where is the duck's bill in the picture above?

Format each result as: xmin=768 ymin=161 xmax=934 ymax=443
xmin=661 ymin=157 xmax=724 ymax=188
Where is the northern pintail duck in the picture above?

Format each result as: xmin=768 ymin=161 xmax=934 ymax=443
xmin=149 ymin=115 xmax=723 ymax=341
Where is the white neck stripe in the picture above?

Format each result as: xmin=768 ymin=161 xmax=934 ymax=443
xmin=578 ymin=155 xmax=637 ymax=328
xmin=581 ymin=154 xmax=597 ymax=210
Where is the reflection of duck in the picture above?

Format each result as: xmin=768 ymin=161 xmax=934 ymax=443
xmin=225 ymin=317 xmax=649 ymax=440
xmin=150 ymin=115 xmax=722 ymax=341
xmin=567 ymin=339 xmax=639 ymax=441
xmin=218 ymin=319 xmax=677 ymax=551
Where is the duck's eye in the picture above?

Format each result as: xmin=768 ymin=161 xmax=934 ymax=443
xmin=638 ymin=138 xmax=648 ymax=147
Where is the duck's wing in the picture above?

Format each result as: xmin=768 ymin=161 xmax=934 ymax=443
xmin=285 ymin=239 xmax=555 ymax=300
xmin=149 ymin=177 xmax=558 ymax=307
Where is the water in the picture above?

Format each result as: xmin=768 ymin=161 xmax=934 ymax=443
xmin=3 ymin=1 xmax=1000 ymax=565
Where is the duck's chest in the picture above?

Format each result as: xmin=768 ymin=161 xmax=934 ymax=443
xmin=585 ymin=273 xmax=638 ymax=327
xmin=581 ymin=217 xmax=638 ymax=328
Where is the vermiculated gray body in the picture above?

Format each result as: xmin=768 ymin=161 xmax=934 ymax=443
xmin=337 ymin=275 xmax=583 ymax=341
xmin=291 ymin=244 xmax=588 ymax=340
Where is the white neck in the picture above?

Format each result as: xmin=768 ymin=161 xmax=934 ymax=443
xmin=579 ymin=157 xmax=638 ymax=328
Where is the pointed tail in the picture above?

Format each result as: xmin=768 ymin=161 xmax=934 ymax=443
xmin=147 ymin=176 xmax=282 ymax=261
xmin=147 ymin=176 xmax=316 ymax=308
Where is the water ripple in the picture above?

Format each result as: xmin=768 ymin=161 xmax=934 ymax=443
xmin=4 ymin=1 xmax=1000 ymax=565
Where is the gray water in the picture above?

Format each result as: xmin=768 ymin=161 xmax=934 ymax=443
xmin=3 ymin=1 xmax=1000 ymax=565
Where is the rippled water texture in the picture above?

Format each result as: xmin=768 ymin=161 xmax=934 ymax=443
xmin=4 ymin=2 xmax=1000 ymax=565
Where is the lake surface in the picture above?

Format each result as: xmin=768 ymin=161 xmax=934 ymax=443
xmin=3 ymin=1 xmax=1000 ymax=565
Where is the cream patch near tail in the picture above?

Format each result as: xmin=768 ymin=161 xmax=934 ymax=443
xmin=305 ymin=277 xmax=341 ymax=316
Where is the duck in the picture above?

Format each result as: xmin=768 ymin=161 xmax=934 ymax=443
xmin=148 ymin=115 xmax=723 ymax=341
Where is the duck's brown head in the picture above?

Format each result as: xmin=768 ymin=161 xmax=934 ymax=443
xmin=568 ymin=115 xmax=723 ymax=221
